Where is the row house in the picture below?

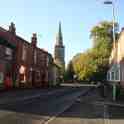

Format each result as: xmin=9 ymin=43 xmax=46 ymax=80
xmin=107 ymin=28 xmax=124 ymax=87
xmin=0 ymin=22 xmax=57 ymax=88
xmin=0 ymin=35 xmax=15 ymax=88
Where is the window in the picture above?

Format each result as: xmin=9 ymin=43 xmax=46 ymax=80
xmin=6 ymin=47 xmax=12 ymax=56
xmin=122 ymin=71 xmax=124 ymax=81
xmin=111 ymin=72 xmax=114 ymax=81
xmin=107 ymin=72 xmax=110 ymax=81
xmin=0 ymin=72 xmax=4 ymax=84
xmin=22 ymin=45 xmax=26 ymax=61
xmin=115 ymin=70 xmax=119 ymax=81
xmin=5 ymin=47 xmax=13 ymax=60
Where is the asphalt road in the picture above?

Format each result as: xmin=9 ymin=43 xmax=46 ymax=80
xmin=48 ymin=87 xmax=105 ymax=124
xmin=48 ymin=87 xmax=124 ymax=124
xmin=0 ymin=86 xmax=91 ymax=124
xmin=1 ymin=85 xmax=124 ymax=124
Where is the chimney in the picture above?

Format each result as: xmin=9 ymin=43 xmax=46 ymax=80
xmin=9 ymin=22 xmax=16 ymax=34
xmin=31 ymin=33 xmax=37 ymax=47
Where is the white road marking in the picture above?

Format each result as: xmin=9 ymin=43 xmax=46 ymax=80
xmin=94 ymin=101 xmax=124 ymax=107
xmin=43 ymin=88 xmax=92 ymax=124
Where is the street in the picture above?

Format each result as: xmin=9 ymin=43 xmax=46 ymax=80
xmin=47 ymin=86 xmax=124 ymax=124
xmin=0 ymin=85 xmax=90 ymax=124
xmin=0 ymin=85 xmax=124 ymax=124
xmin=47 ymin=86 xmax=105 ymax=124
xmin=0 ymin=0 xmax=124 ymax=123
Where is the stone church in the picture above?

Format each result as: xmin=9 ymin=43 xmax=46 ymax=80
xmin=54 ymin=22 xmax=65 ymax=74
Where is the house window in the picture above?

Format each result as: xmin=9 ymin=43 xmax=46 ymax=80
xmin=6 ymin=47 xmax=12 ymax=56
xmin=122 ymin=71 xmax=124 ymax=81
xmin=107 ymin=72 xmax=110 ymax=81
xmin=111 ymin=72 xmax=114 ymax=81
xmin=0 ymin=72 xmax=4 ymax=84
xmin=115 ymin=70 xmax=119 ymax=81
xmin=5 ymin=47 xmax=13 ymax=60
xmin=22 ymin=45 xmax=26 ymax=61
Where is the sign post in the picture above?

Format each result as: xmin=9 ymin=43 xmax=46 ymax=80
xmin=113 ymin=82 xmax=116 ymax=101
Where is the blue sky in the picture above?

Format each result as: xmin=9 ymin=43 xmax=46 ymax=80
xmin=0 ymin=0 xmax=123 ymax=65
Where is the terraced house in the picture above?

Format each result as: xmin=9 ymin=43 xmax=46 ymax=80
xmin=0 ymin=22 xmax=60 ymax=89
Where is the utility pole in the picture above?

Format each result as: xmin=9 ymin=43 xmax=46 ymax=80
xmin=104 ymin=0 xmax=117 ymax=101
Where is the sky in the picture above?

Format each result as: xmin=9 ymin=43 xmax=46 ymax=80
xmin=0 ymin=0 xmax=124 ymax=65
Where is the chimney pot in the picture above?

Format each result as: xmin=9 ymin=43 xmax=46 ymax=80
xmin=31 ymin=33 xmax=37 ymax=47
xmin=9 ymin=22 xmax=16 ymax=34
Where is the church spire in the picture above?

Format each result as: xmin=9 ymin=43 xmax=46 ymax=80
xmin=56 ymin=21 xmax=63 ymax=46
xmin=54 ymin=21 xmax=65 ymax=73
xmin=59 ymin=21 xmax=62 ymax=39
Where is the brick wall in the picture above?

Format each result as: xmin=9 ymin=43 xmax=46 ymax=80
xmin=0 ymin=23 xmax=52 ymax=88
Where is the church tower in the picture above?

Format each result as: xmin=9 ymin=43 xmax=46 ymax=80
xmin=54 ymin=22 xmax=65 ymax=73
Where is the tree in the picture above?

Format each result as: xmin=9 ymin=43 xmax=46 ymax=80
xmin=64 ymin=60 xmax=75 ymax=82
xmin=72 ymin=50 xmax=98 ymax=81
xmin=90 ymin=21 xmax=119 ymax=47
xmin=71 ymin=21 xmax=119 ymax=82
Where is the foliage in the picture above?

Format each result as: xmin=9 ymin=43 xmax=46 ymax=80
xmin=70 ymin=21 xmax=119 ymax=82
xmin=90 ymin=21 xmax=119 ymax=47
xmin=64 ymin=60 xmax=75 ymax=82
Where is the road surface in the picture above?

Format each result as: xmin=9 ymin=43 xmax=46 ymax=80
xmin=0 ymin=86 xmax=91 ymax=124
xmin=0 ymin=85 xmax=124 ymax=124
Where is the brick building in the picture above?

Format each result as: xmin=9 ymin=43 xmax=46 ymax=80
xmin=0 ymin=22 xmax=56 ymax=88
xmin=0 ymin=35 xmax=16 ymax=88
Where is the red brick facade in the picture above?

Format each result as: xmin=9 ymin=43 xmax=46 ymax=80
xmin=0 ymin=22 xmax=53 ymax=88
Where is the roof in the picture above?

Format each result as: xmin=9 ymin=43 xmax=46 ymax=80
xmin=0 ymin=25 xmax=31 ymax=46
xmin=0 ymin=27 xmax=7 ymax=32
xmin=0 ymin=24 xmax=52 ymax=56
xmin=16 ymin=35 xmax=30 ymax=45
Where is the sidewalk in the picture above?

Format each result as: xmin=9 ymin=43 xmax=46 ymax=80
xmin=96 ymin=86 xmax=124 ymax=107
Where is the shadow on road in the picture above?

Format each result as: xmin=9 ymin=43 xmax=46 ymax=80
xmin=0 ymin=86 xmax=124 ymax=121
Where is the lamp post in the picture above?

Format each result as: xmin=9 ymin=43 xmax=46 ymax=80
xmin=104 ymin=0 xmax=116 ymax=101
xmin=104 ymin=1 xmax=116 ymax=48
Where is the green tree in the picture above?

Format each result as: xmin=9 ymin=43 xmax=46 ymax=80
xmin=71 ymin=21 xmax=119 ymax=82
xmin=64 ymin=60 xmax=75 ymax=82
xmin=73 ymin=50 xmax=97 ymax=81
xmin=90 ymin=21 xmax=118 ymax=47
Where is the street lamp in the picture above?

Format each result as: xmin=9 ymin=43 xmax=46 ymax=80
xmin=104 ymin=0 xmax=117 ymax=101
xmin=104 ymin=1 xmax=116 ymax=48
